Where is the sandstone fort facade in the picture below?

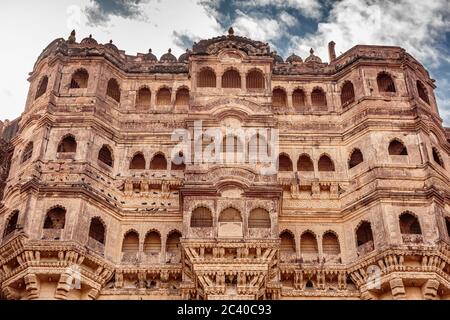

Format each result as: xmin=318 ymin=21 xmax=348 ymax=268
xmin=0 ymin=29 xmax=450 ymax=300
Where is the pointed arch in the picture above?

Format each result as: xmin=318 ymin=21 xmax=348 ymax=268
xmin=122 ymin=230 xmax=139 ymax=253
xmin=432 ymin=147 xmax=444 ymax=167
xmin=388 ymin=139 xmax=408 ymax=155
xmin=322 ymin=231 xmax=340 ymax=255
xmin=300 ymin=231 xmax=318 ymax=255
xmin=377 ymin=72 xmax=396 ymax=93
xmin=341 ymin=80 xmax=355 ymax=107
xmin=222 ymin=69 xmax=241 ymax=88
xmin=278 ymin=153 xmax=293 ymax=172
xmin=150 ymin=153 xmax=167 ymax=170
xmin=219 ymin=207 xmax=242 ymax=222
xmin=311 ymin=87 xmax=327 ymax=107
xmin=318 ymin=154 xmax=335 ymax=172
xmin=3 ymin=211 xmax=19 ymax=239
xmin=246 ymin=69 xmax=265 ymax=89
xmin=248 ymin=208 xmax=271 ymax=228
xmin=355 ymin=221 xmax=374 ymax=247
xmin=43 ymin=206 xmax=66 ymax=229
xmin=129 ymin=152 xmax=146 ymax=170
xmin=292 ymin=88 xmax=306 ymax=111
xmin=416 ymin=80 xmax=430 ymax=104
xmin=21 ymin=142 xmax=33 ymax=163
xmin=297 ymin=154 xmax=314 ymax=171
xmin=106 ymin=78 xmax=121 ymax=102
xmin=280 ymin=230 xmax=296 ymax=253
xmin=399 ymin=212 xmax=422 ymax=234
xmin=35 ymin=76 xmax=48 ymax=100
xmin=156 ymin=87 xmax=172 ymax=106
xmin=166 ymin=230 xmax=182 ymax=253
xmin=175 ymin=87 xmax=189 ymax=106
xmin=191 ymin=206 xmax=213 ymax=227
xmin=272 ymin=87 xmax=287 ymax=108
xmin=98 ymin=144 xmax=114 ymax=167
xmin=198 ymin=67 xmax=216 ymax=88
xmin=144 ymin=230 xmax=161 ymax=254
xmin=57 ymin=134 xmax=77 ymax=153
xmin=348 ymin=148 xmax=363 ymax=169
xmin=70 ymin=68 xmax=89 ymax=89
xmin=89 ymin=217 xmax=106 ymax=244
xmin=136 ymin=86 xmax=151 ymax=109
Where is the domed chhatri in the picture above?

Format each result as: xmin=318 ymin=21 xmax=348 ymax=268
xmin=144 ymin=48 xmax=158 ymax=62
xmin=305 ymin=48 xmax=322 ymax=63
xmin=178 ymin=49 xmax=191 ymax=63
xmin=273 ymin=51 xmax=284 ymax=64
xmin=160 ymin=48 xmax=177 ymax=63
xmin=286 ymin=53 xmax=303 ymax=64
xmin=67 ymin=30 xmax=76 ymax=44
xmin=105 ymin=40 xmax=119 ymax=52
xmin=80 ymin=34 xmax=98 ymax=46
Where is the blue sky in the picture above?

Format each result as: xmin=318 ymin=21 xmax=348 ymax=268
xmin=0 ymin=0 xmax=449 ymax=124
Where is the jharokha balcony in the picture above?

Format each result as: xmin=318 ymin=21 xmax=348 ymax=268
xmin=402 ymin=233 xmax=424 ymax=244
xmin=357 ymin=240 xmax=375 ymax=257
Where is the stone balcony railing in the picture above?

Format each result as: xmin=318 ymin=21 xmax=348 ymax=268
xmin=166 ymin=251 xmax=182 ymax=264
xmin=86 ymin=237 xmax=105 ymax=255
xmin=248 ymin=228 xmax=271 ymax=239
xmin=301 ymin=253 xmax=320 ymax=264
xmin=402 ymin=233 xmax=424 ymax=244
xmin=56 ymin=152 xmax=76 ymax=160
xmin=357 ymin=240 xmax=375 ymax=257
xmin=121 ymin=252 xmax=140 ymax=265
xmin=190 ymin=227 xmax=214 ymax=238
xmin=280 ymin=251 xmax=297 ymax=263
xmin=41 ymin=228 xmax=62 ymax=240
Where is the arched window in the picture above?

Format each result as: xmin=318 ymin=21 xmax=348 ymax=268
xmin=222 ymin=135 xmax=244 ymax=164
xmin=311 ymin=87 xmax=327 ymax=108
xmin=129 ymin=153 xmax=146 ymax=170
xmin=43 ymin=207 xmax=66 ymax=229
xmin=445 ymin=217 xmax=450 ymax=238
xmin=106 ymin=78 xmax=121 ymax=102
xmin=248 ymin=208 xmax=271 ymax=228
xmin=175 ymin=88 xmax=189 ymax=106
xmin=144 ymin=231 xmax=161 ymax=254
xmin=348 ymin=149 xmax=363 ymax=169
xmin=246 ymin=69 xmax=265 ymax=90
xmin=198 ymin=68 xmax=216 ymax=88
xmin=280 ymin=231 xmax=295 ymax=253
xmin=278 ymin=154 xmax=293 ymax=172
xmin=122 ymin=230 xmax=139 ymax=253
xmin=57 ymin=135 xmax=77 ymax=153
xmin=166 ymin=231 xmax=181 ymax=254
xmin=297 ymin=154 xmax=314 ymax=171
xmin=3 ymin=211 xmax=19 ymax=239
xmin=399 ymin=212 xmax=422 ymax=234
xmin=377 ymin=72 xmax=396 ymax=93
xmin=300 ymin=231 xmax=318 ymax=255
xmin=322 ymin=232 xmax=340 ymax=255
xmin=356 ymin=221 xmax=374 ymax=247
xmin=21 ymin=142 xmax=33 ymax=163
xmin=219 ymin=208 xmax=242 ymax=222
xmin=136 ymin=87 xmax=151 ymax=109
xmin=273 ymin=88 xmax=287 ymax=108
xmin=35 ymin=76 xmax=48 ymax=100
xmin=70 ymin=69 xmax=89 ymax=89
xmin=248 ymin=134 xmax=269 ymax=162
xmin=171 ymin=151 xmax=186 ymax=171
xmin=89 ymin=217 xmax=106 ymax=244
xmin=388 ymin=139 xmax=408 ymax=155
xmin=150 ymin=153 xmax=167 ymax=170
xmin=416 ymin=80 xmax=430 ymax=104
xmin=191 ymin=206 xmax=213 ymax=227
xmin=293 ymin=89 xmax=306 ymax=111
xmin=432 ymin=147 xmax=444 ymax=167
xmin=156 ymin=87 xmax=171 ymax=106
xmin=341 ymin=81 xmax=355 ymax=107
xmin=222 ymin=69 xmax=241 ymax=88
xmin=98 ymin=145 xmax=113 ymax=167
xmin=318 ymin=155 xmax=335 ymax=172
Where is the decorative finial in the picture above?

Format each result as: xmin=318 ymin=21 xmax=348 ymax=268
xmin=68 ymin=30 xmax=76 ymax=43
xmin=149 ymin=48 xmax=152 ymax=53
xmin=228 ymin=27 xmax=234 ymax=36
xmin=109 ymin=40 xmax=113 ymax=44
xmin=310 ymin=48 xmax=314 ymax=55
xmin=168 ymin=48 xmax=172 ymax=53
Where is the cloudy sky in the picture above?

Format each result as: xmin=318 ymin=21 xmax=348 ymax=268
xmin=0 ymin=0 xmax=449 ymax=123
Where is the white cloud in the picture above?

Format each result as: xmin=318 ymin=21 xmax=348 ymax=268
xmin=289 ymin=0 xmax=450 ymax=65
xmin=242 ymin=0 xmax=323 ymax=20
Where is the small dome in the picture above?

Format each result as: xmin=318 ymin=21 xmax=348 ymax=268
xmin=144 ymin=49 xmax=158 ymax=62
xmin=305 ymin=48 xmax=322 ymax=63
xmin=80 ymin=35 xmax=98 ymax=46
xmin=272 ymin=51 xmax=284 ymax=63
xmin=178 ymin=49 xmax=191 ymax=63
xmin=160 ymin=48 xmax=177 ymax=63
xmin=105 ymin=40 xmax=119 ymax=52
xmin=286 ymin=53 xmax=303 ymax=64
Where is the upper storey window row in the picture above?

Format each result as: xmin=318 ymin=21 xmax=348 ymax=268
xmin=197 ymin=67 xmax=265 ymax=89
